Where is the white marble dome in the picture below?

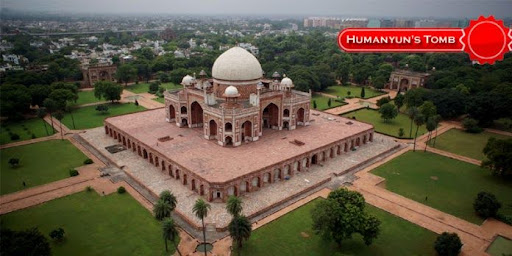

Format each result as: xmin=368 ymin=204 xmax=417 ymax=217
xmin=280 ymin=76 xmax=294 ymax=87
xmin=181 ymin=75 xmax=194 ymax=86
xmin=224 ymin=85 xmax=240 ymax=97
xmin=212 ymin=47 xmax=263 ymax=81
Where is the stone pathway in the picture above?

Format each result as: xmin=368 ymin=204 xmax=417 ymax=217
xmin=323 ymin=89 xmax=397 ymax=116
xmin=121 ymin=90 xmax=164 ymax=109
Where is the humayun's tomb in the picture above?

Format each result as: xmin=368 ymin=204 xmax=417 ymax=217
xmin=101 ymin=47 xmax=376 ymax=202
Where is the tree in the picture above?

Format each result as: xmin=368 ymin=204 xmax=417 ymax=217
xmin=228 ymin=215 xmax=252 ymax=249
xmin=473 ymin=191 xmax=501 ymax=218
xmin=37 ymin=108 xmax=50 ymax=136
xmin=434 ymin=232 xmax=462 ymax=256
xmin=94 ymin=81 xmax=123 ymax=102
xmin=29 ymin=84 xmax=51 ymax=107
xmin=149 ymin=82 xmax=160 ymax=94
xmin=193 ymin=198 xmax=211 ymax=256
xmin=226 ymin=196 xmax=243 ymax=217
xmin=378 ymin=103 xmax=398 ymax=122
xmin=419 ymin=101 xmax=437 ymax=123
xmin=53 ymin=111 xmax=65 ymax=140
xmin=425 ymin=117 xmax=437 ymax=151
xmin=43 ymin=98 xmax=58 ymax=133
xmin=95 ymin=104 xmax=109 ymax=114
xmin=482 ymin=138 xmax=512 ymax=177
xmin=153 ymin=199 xmax=173 ymax=221
xmin=360 ymin=87 xmax=366 ymax=98
xmin=376 ymin=96 xmax=391 ymax=107
xmin=404 ymin=88 xmax=426 ymax=109
xmin=347 ymin=90 xmax=351 ymax=97
xmin=49 ymin=228 xmax=65 ymax=242
xmin=327 ymin=98 xmax=332 ymax=108
xmin=0 ymin=228 xmax=51 ymax=256
xmin=162 ymin=218 xmax=182 ymax=256
xmin=116 ymin=64 xmax=137 ymax=85
xmin=311 ymin=188 xmax=380 ymax=247
xmin=394 ymin=93 xmax=404 ymax=112
xmin=8 ymin=158 xmax=20 ymax=168
xmin=313 ymin=100 xmax=317 ymax=109
xmin=406 ymin=107 xmax=419 ymax=138
xmin=0 ymin=84 xmax=32 ymax=119
xmin=159 ymin=190 xmax=177 ymax=212
xmin=413 ymin=114 xmax=425 ymax=151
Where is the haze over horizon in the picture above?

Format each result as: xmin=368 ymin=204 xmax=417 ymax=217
xmin=3 ymin=0 xmax=512 ymax=19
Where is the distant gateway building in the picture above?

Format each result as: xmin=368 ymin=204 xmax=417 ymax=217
xmin=104 ymin=47 xmax=374 ymax=202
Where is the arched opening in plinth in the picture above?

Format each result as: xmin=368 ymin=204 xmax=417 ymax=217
xmin=209 ymin=120 xmax=217 ymax=138
xmin=311 ymin=154 xmax=318 ymax=165
xmin=143 ymin=149 xmax=148 ymax=159
xmin=191 ymin=179 xmax=196 ymax=191
xmin=283 ymin=109 xmax=290 ymax=117
xmin=190 ymin=101 xmax=203 ymax=126
xmin=199 ymin=185 xmax=205 ymax=196
xmin=168 ymin=169 xmax=173 ymax=177
xmin=356 ymin=137 xmax=361 ymax=147
xmin=262 ymin=103 xmax=279 ymax=129
xmin=161 ymin=161 xmax=165 ymax=171
xmin=225 ymin=136 xmax=233 ymax=146
xmin=297 ymin=108 xmax=305 ymax=124
xmin=283 ymin=121 xmax=289 ymax=129
xmin=252 ymin=177 xmax=261 ymax=188
xmin=274 ymin=169 xmax=281 ymax=182
xmin=228 ymin=186 xmax=237 ymax=196
xmin=181 ymin=106 xmax=187 ymax=114
xmin=183 ymin=174 xmax=188 ymax=185
xmin=175 ymin=169 xmax=180 ymax=180
xmin=241 ymin=121 xmax=252 ymax=139
xmin=181 ymin=118 xmax=188 ymax=126
xmin=263 ymin=172 xmax=270 ymax=183
xmin=169 ymin=105 xmax=176 ymax=119
xmin=155 ymin=156 xmax=159 ymax=167
xmin=363 ymin=135 xmax=367 ymax=144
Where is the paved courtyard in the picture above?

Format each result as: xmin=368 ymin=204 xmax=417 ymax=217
xmin=80 ymin=127 xmax=399 ymax=230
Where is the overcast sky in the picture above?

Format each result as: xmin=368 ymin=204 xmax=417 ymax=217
xmin=3 ymin=0 xmax=512 ymax=18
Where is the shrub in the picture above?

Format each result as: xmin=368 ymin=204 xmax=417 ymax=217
xmin=398 ymin=128 xmax=405 ymax=138
xmin=149 ymin=82 xmax=160 ymax=94
xmin=496 ymin=213 xmax=512 ymax=225
xmin=462 ymin=118 xmax=483 ymax=133
xmin=117 ymin=186 xmax=126 ymax=194
xmin=10 ymin=133 xmax=20 ymax=141
xmin=8 ymin=158 xmax=20 ymax=168
xmin=473 ymin=191 xmax=501 ymax=218
xmin=434 ymin=232 xmax=462 ymax=256
xmin=83 ymin=158 xmax=93 ymax=165
xmin=376 ymin=96 xmax=391 ymax=107
xmin=95 ymin=104 xmax=109 ymax=114
xmin=313 ymin=100 xmax=317 ymax=109
xmin=85 ymin=186 xmax=93 ymax=192
xmin=49 ymin=228 xmax=65 ymax=241
xmin=69 ymin=169 xmax=79 ymax=177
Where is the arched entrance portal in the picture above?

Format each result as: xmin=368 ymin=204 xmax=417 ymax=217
xmin=399 ymin=78 xmax=409 ymax=92
xmin=297 ymin=108 xmax=305 ymax=124
xmin=225 ymin=136 xmax=233 ymax=146
xmin=262 ymin=103 xmax=279 ymax=129
xmin=209 ymin=120 xmax=217 ymax=139
xmin=241 ymin=121 xmax=252 ymax=140
xmin=190 ymin=102 xmax=203 ymax=127
xmin=169 ymin=105 xmax=175 ymax=120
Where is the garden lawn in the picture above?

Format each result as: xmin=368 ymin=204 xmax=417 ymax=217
xmin=72 ymin=90 xmax=105 ymax=106
xmin=59 ymin=103 xmax=146 ymax=130
xmin=429 ymin=129 xmax=510 ymax=161
xmin=153 ymin=97 xmax=165 ymax=103
xmin=0 ymin=140 xmax=87 ymax=195
xmin=0 ymin=118 xmax=55 ymax=145
xmin=371 ymin=151 xmax=512 ymax=224
xmin=311 ymin=94 xmax=345 ymax=111
xmin=0 ymin=191 xmax=175 ymax=256
xmin=323 ymin=85 xmax=385 ymax=99
xmin=343 ymin=108 xmax=427 ymax=138
xmin=235 ymin=199 xmax=437 ymax=256
xmin=486 ymin=236 xmax=512 ymax=256
xmin=126 ymin=82 xmax=181 ymax=94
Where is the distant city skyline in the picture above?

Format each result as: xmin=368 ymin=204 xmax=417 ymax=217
xmin=3 ymin=0 xmax=512 ymax=19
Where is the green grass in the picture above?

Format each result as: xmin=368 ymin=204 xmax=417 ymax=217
xmin=0 ymin=118 xmax=55 ymax=145
xmin=343 ymin=108 xmax=427 ymax=138
xmin=126 ymin=82 xmax=181 ymax=94
xmin=153 ymin=97 xmax=165 ymax=103
xmin=323 ymin=85 xmax=385 ymax=99
xmin=236 ymin=199 xmax=437 ymax=256
xmin=311 ymin=94 xmax=345 ymax=111
xmin=429 ymin=129 xmax=510 ymax=161
xmin=371 ymin=151 xmax=512 ymax=224
xmin=72 ymin=90 xmax=104 ymax=106
xmin=0 ymin=140 xmax=88 ymax=195
xmin=59 ymin=103 xmax=146 ymax=130
xmin=486 ymin=236 xmax=512 ymax=256
xmin=0 ymin=191 xmax=175 ymax=256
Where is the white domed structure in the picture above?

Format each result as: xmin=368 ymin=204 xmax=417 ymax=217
xmin=223 ymin=85 xmax=240 ymax=97
xmin=280 ymin=76 xmax=294 ymax=88
xmin=212 ymin=47 xmax=263 ymax=81
xmin=181 ymin=75 xmax=194 ymax=86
